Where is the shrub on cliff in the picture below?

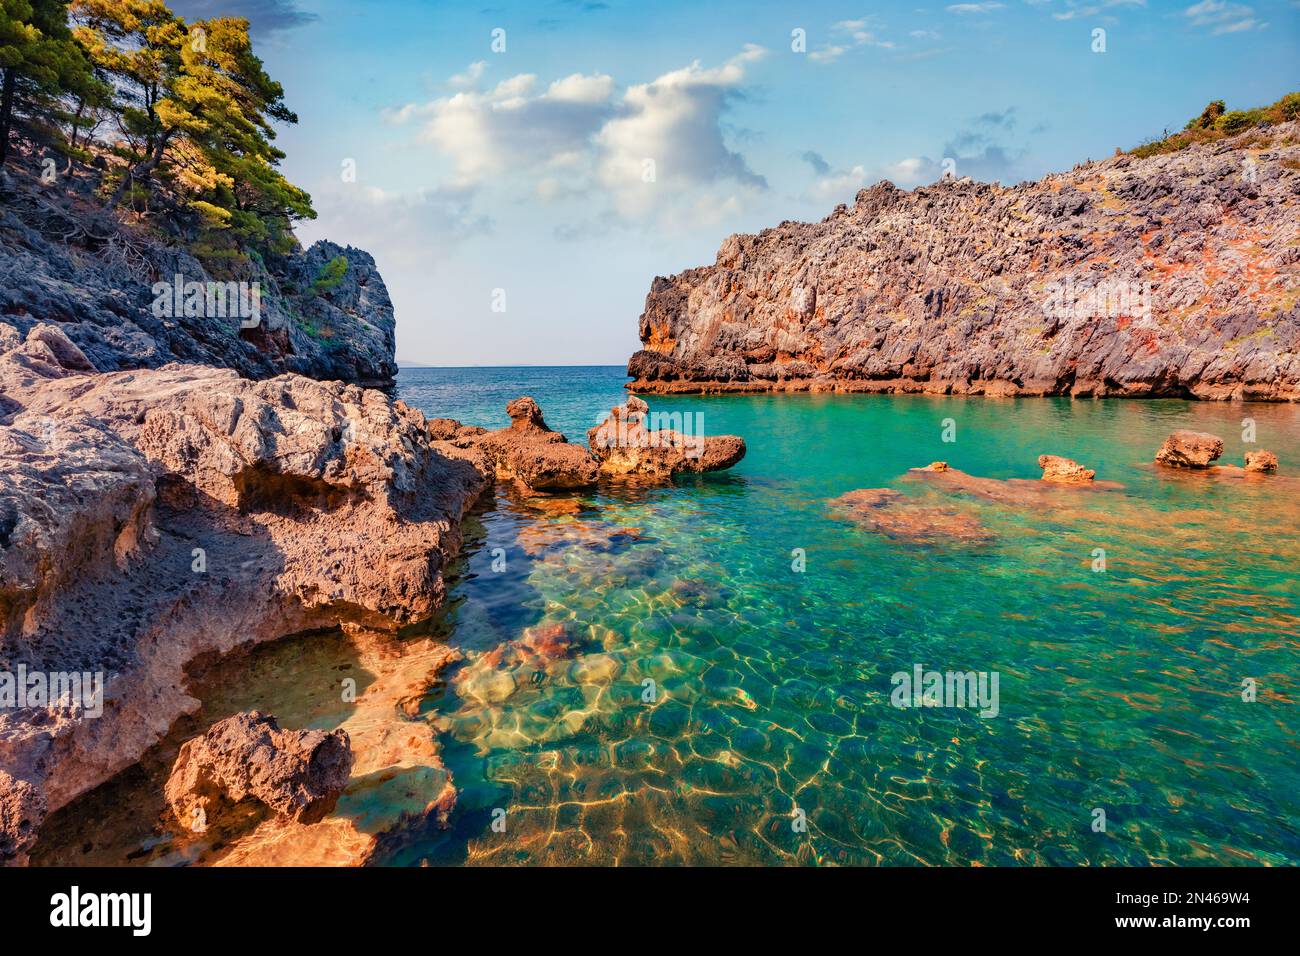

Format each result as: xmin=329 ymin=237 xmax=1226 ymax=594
xmin=1131 ymin=92 xmax=1300 ymax=158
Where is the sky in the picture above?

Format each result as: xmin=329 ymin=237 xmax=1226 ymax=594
xmin=170 ymin=0 xmax=1300 ymax=366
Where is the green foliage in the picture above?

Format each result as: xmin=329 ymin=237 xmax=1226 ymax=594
xmin=310 ymin=255 xmax=348 ymax=296
xmin=1131 ymin=92 xmax=1299 ymax=158
xmin=0 ymin=0 xmax=102 ymax=165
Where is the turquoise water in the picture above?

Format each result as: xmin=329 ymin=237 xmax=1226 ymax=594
xmin=390 ymin=367 xmax=1300 ymax=866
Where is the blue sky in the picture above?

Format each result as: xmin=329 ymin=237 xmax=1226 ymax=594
xmin=173 ymin=0 xmax=1300 ymax=366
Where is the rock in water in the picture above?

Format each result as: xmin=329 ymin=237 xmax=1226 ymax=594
xmin=587 ymin=396 xmax=746 ymax=479
xmin=1244 ymin=450 xmax=1279 ymax=473
xmin=1155 ymin=431 xmax=1225 ymax=468
xmin=474 ymin=397 xmax=601 ymax=491
xmin=1038 ymin=455 xmax=1096 ymax=483
xmin=165 ymin=712 xmax=353 ymax=827
xmin=625 ymin=122 xmax=1300 ymax=401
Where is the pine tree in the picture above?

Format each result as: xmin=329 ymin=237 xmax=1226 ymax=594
xmin=0 ymin=0 xmax=96 ymax=167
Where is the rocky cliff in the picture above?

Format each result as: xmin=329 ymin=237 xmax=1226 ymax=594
xmin=628 ymin=121 xmax=1300 ymax=401
xmin=0 ymin=163 xmax=397 ymax=386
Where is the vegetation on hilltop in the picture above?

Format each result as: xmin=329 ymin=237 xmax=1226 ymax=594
xmin=1130 ymin=92 xmax=1300 ymax=159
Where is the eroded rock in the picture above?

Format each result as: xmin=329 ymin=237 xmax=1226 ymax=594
xmin=1038 ymin=455 xmax=1096 ymax=483
xmin=829 ymin=488 xmax=993 ymax=544
xmin=0 ymin=770 xmax=45 ymax=867
xmin=1155 ymin=430 xmax=1225 ymax=468
xmin=474 ymin=397 xmax=601 ymax=492
xmin=1244 ymin=450 xmax=1279 ymax=473
xmin=165 ymin=712 xmax=352 ymax=827
xmin=588 ymin=396 xmax=746 ymax=479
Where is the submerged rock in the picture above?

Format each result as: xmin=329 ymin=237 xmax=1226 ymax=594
xmin=1038 ymin=455 xmax=1096 ymax=483
xmin=588 ymin=396 xmax=746 ymax=479
xmin=829 ymin=488 xmax=993 ymax=544
xmin=165 ymin=712 xmax=353 ymax=828
xmin=1155 ymin=430 xmax=1225 ymax=468
xmin=1244 ymin=450 xmax=1279 ymax=473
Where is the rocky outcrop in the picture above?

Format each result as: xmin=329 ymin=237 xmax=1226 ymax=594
xmin=1245 ymin=450 xmax=1279 ymax=472
xmin=0 ymin=164 xmax=397 ymax=385
xmin=0 ymin=322 xmax=491 ymax=861
xmin=1155 ymin=430 xmax=1225 ymax=468
xmin=588 ymin=396 xmax=746 ymax=479
xmin=472 ymin=397 xmax=601 ymax=492
xmin=1038 ymin=455 xmax=1096 ymax=483
xmin=164 ymin=712 xmax=352 ymax=827
xmin=0 ymin=769 xmax=45 ymax=866
xmin=627 ymin=122 xmax=1300 ymax=401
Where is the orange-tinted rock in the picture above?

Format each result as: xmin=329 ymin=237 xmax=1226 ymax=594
xmin=0 ymin=770 xmax=45 ymax=867
xmin=164 ymin=711 xmax=353 ymax=829
xmin=1244 ymin=450 xmax=1278 ymax=473
xmin=474 ymin=397 xmax=600 ymax=491
xmin=588 ymin=396 xmax=745 ymax=479
xmin=1038 ymin=454 xmax=1095 ymax=483
xmin=830 ymin=488 xmax=993 ymax=544
xmin=1155 ymin=430 xmax=1224 ymax=468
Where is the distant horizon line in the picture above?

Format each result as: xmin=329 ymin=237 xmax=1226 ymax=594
xmin=396 ymin=362 xmax=629 ymax=370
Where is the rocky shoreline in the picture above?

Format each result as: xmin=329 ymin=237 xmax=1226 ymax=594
xmin=627 ymin=122 xmax=1300 ymax=401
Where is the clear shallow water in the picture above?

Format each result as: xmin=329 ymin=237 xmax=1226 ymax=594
xmin=390 ymin=367 xmax=1300 ymax=866
xmin=34 ymin=367 xmax=1300 ymax=866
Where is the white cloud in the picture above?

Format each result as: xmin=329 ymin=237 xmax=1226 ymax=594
xmin=1183 ymin=0 xmax=1263 ymax=34
xmin=946 ymin=3 xmax=1006 ymax=13
xmin=810 ymin=17 xmax=896 ymax=62
xmin=1050 ymin=0 xmax=1145 ymax=21
xmin=594 ymin=46 xmax=769 ymax=218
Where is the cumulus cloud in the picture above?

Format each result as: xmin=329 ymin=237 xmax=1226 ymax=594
xmin=595 ymin=45 xmax=768 ymax=217
xmin=385 ymin=48 xmax=769 ymax=231
xmin=802 ymin=150 xmax=832 ymax=175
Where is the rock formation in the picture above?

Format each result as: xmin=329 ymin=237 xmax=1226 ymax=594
xmin=164 ymin=712 xmax=353 ymax=827
xmin=0 ymin=769 xmax=45 ymax=866
xmin=0 ymin=166 xmax=397 ymax=385
xmin=473 ymin=397 xmax=601 ymax=491
xmin=0 ymin=322 xmax=491 ymax=862
xmin=1037 ymin=455 xmax=1096 ymax=483
xmin=1244 ymin=450 xmax=1279 ymax=472
xmin=588 ymin=396 xmax=747 ymax=479
xmin=627 ymin=122 xmax=1300 ymax=401
xmin=1155 ymin=430 xmax=1225 ymax=468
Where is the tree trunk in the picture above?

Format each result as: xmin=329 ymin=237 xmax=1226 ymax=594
xmin=0 ymin=68 xmax=17 ymax=169
xmin=107 ymin=128 xmax=173 ymax=209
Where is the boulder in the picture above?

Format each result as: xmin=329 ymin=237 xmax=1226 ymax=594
xmin=1037 ymin=455 xmax=1095 ymax=483
xmin=829 ymin=488 xmax=992 ymax=544
xmin=164 ymin=711 xmax=353 ymax=828
xmin=474 ymin=397 xmax=600 ymax=492
xmin=0 ymin=771 xmax=46 ymax=867
xmin=587 ymin=396 xmax=746 ymax=479
xmin=1155 ymin=430 xmax=1225 ymax=468
xmin=1244 ymin=450 xmax=1278 ymax=473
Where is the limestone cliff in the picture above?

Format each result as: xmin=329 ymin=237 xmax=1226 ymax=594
xmin=0 ymin=163 xmax=397 ymax=386
xmin=628 ymin=122 xmax=1300 ymax=401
